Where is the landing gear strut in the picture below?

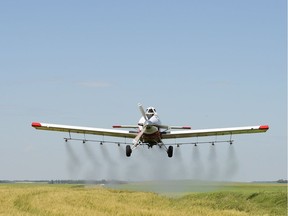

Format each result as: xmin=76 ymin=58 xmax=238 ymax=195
xmin=167 ymin=146 xmax=173 ymax=158
xmin=126 ymin=145 xmax=132 ymax=157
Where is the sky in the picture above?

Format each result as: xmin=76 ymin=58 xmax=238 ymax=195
xmin=0 ymin=0 xmax=286 ymax=182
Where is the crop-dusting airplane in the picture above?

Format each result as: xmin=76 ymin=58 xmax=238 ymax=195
xmin=32 ymin=103 xmax=269 ymax=158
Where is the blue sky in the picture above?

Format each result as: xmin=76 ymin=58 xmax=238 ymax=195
xmin=0 ymin=0 xmax=286 ymax=181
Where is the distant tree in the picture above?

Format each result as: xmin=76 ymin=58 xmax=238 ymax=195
xmin=277 ymin=179 xmax=288 ymax=183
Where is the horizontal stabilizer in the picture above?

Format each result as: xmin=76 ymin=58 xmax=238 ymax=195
xmin=137 ymin=123 xmax=191 ymax=130
xmin=113 ymin=125 xmax=139 ymax=129
xmin=170 ymin=126 xmax=191 ymax=129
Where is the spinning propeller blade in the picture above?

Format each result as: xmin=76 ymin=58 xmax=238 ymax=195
xmin=138 ymin=103 xmax=148 ymax=121
xmin=133 ymin=103 xmax=150 ymax=145
xmin=133 ymin=126 xmax=146 ymax=145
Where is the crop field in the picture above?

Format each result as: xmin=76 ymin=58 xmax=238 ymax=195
xmin=0 ymin=181 xmax=286 ymax=216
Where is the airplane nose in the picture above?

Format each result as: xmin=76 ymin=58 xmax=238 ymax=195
xmin=144 ymin=120 xmax=153 ymax=129
xmin=145 ymin=120 xmax=153 ymax=126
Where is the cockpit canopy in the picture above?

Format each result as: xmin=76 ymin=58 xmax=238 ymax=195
xmin=146 ymin=107 xmax=157 ymax=119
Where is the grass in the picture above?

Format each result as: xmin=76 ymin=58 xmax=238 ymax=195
xmin=0 ymin=182 xmax=286 ymax=216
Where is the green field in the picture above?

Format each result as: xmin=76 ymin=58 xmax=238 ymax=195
xmin=0 ymin=181 xmax=286 ymax=216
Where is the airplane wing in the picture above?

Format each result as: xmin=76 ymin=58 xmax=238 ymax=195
xmin=161 ymin=125 xmax=269 ymax=139
xmin=31 ymin=122 xmax=137 ymax=139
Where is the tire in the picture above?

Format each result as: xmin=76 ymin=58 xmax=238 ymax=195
xmin=167 ymin=146 xmax=173 ymax=158
xmin=126 ymin=145 xmax=132 ymax=157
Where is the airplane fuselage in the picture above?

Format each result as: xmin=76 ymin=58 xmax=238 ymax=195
xmin=138 ymin=115 xmax=162 ymax=145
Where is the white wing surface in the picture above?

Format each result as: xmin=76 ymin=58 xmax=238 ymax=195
xmin=32 ymin=122 xmax=137 ymax=139
xmin=161 ymin=125 xmax=269 ymax=139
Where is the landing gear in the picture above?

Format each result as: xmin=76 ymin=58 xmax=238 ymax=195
xmin=126 ymin=145 xmax=132 ymax=157
xmin=167 ymin=146 xmax=173 ymax=158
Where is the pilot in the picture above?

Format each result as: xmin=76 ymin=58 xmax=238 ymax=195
xmin=146 ymin=107 xmax=156 ymax=119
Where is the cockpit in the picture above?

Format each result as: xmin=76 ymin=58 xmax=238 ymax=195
xmin=145 ymin=107 xmax=157 ymax=119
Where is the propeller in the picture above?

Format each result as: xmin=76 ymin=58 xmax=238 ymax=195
xmin=138 ymin=103 xmax=148 ymax=121
xmin=133 ymin=103 xmax=149 ymax=145
xmin=133 ymin=128 xmax=146 ymax=145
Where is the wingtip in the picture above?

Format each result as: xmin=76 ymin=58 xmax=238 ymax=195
xmin=32 ymin=122 xmax=42 ymax=128
xmin=259 ymin=125 xmax=269 ymax=130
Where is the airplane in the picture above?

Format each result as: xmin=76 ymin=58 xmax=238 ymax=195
xmin=32 ymin=103 xmax=269 ymax=158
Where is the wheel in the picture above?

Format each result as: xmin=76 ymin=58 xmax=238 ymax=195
xmin=126 ymin=145 xmax=132 ymax=157
xmin=167 ymin=146 xmax=173 ymax=158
